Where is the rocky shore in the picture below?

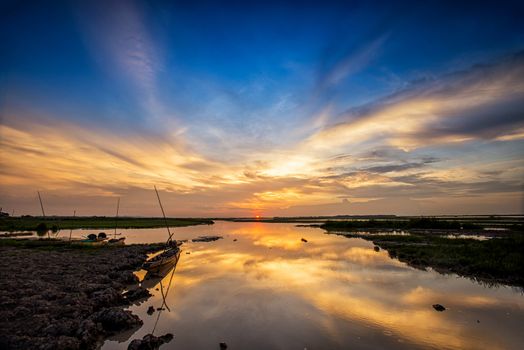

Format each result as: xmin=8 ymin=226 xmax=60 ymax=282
xmin=0 ymin=242 xmax=166 ymax=349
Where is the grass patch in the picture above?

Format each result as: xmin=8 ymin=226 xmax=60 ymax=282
xmin=321 ymin=218 xmax=481 ymax=231
xmin=332 ymin=232 xmax=524 ymax=287
xmin=0 ymin=216 xmax=213 ymax=232
xmin=0 ymin=238 xmax=164 ymax=253
xmin=0 ymin=238 xmax=93 ymax=250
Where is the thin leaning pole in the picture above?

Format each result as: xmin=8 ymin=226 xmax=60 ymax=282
xmin=114 ymin=198 xmax=120 ymax=239
xmin=154 ymin=186 xmax=174 ymax=246
xmin=37 ymin=191 xmax=46 ymax=217
xmin=69 ymin=210 xmax=76 ymax=242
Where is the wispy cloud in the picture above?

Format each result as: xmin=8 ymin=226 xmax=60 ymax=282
xmin=305 ymin=52 xmax=524 ymax=154
xmin=316 ymin=33 xmax=389 ymax=90
xmin=77 ymin=0 xmax=167 ymax=124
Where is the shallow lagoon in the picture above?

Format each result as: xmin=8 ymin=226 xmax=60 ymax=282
xmin=78 ymin=221 xmax=523 ymax=349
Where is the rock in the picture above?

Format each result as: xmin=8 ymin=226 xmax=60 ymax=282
xmin=56 ymin=336 xmax=80 ymax=350
xmin=92 ymin=287 xmax=123 ymax=308
xmin=301 ymin=238 xmax=308 ymax=243
xmin=124 ymin=287 xmax=152 ymax=302
xmin=192 ymin=236 xmax=223 ymax=242
xmin=220 ymin=342 xmax=228 ymax=349
xmin=118 ymin=271 xmax=139 ymax=284
xmin=76 ymin=319 xmax=99 ymax=347
xmin=43 ymin=322 xmax=77 ymax=337
xmin=432 ymin=304 xmax=446 ymax=312
xmin=13 ymin=306 xmax=31 ymax=318
xmin=128 ymin=333 xmax=174 ymax=350
xmin=92 ymin=308 xmax=142 ymax=332
xmin=147 ymin=306 xmax=155 ymax=315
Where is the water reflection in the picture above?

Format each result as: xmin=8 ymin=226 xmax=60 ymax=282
xmin=102 ymin=222 xmax=524 ymax=349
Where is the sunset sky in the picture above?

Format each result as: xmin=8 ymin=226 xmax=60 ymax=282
xmin=1 ymin=1 xmax=523 ymax=217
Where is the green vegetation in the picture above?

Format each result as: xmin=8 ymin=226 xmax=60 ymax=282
xmin=0 ymin=216 xmax=213 ymax=232
xmin=222 ymin=215 xmax=523 ymax=231
xmin=331 ymin=232 xmax=524 ymax=287
xmin=321 ymin=218 xmax=481 ymax=231
xmin=0 ymin=238 xmax=164 ymax=252
xmin=0 ymin=238 xmax=96 ymax=250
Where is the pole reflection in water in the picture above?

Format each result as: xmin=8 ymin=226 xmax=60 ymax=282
xmin=151 ymin=266 xmax=177 ymax=334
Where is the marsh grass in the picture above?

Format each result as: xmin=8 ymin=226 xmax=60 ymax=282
xmin=321 ymin=218 xmax=481 ymax=230
xmin=333 ymin=231 xmax=524 ymax=287
xmin=0 ymin=216 xmax=213 ymax=232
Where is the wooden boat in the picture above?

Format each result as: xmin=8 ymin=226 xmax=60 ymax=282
xmin=73 ymin=238 xmax=107 ymax=246
xmin=110 ymin=198 xmax=126 ymax=245
xmin=142 ymin=247 xmax=181 ymax=272
xmin=142 ymin=186 xmax=182 ymax=272
xmin=72 ymin=233 xmax=108 ymax=246
xmin=108 ymin=237 xmax=126 ymax=245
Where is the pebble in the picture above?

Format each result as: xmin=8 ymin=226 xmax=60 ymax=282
xmin=432 ymin=304 xmax=446 ymax=312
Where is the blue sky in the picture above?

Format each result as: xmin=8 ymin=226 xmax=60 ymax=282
xmin=1 ymin=0 xmax=523 ymax=216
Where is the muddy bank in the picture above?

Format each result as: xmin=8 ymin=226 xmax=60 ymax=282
xmin=0 ymin=243 xmax=164 ymax=349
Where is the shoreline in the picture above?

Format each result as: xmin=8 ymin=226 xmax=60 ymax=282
xmin=0 ymin=242 xmax=165 ymax=349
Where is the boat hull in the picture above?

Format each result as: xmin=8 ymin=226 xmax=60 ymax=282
xmin=108 ymin=237 xmax=126 ymax=245
xmin=72 ymin=239 xmax=107 ymax=246
xmin=143 ymin=249 xmax=181 ymax=272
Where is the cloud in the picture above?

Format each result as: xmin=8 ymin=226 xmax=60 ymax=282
xmin=316 ymin=33 xmax=388 ymax=90
xmin=0 ymin=112 xmax=227 ymax=195
xmin=76 ymin=0 xmax=166 ymax=123
xmin=362 ymin=158 xmax=439 ymax=174
xmin=305 ymin=51 xmax=524 ymax=154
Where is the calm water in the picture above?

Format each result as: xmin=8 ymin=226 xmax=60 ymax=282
xmin=77 ymin=221 xmax=523 ymax=349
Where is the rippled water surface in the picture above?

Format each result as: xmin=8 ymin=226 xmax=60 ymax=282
xmin=93 ymin=221 xmax=523 ymax=349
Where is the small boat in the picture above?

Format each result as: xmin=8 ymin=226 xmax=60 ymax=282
xmin=110 ymin=198 xmax=126 ymax=245
xmin=108 ymin=237 xmax=126 ymax=245
xmin=72 ymin=233 xmax=108 ymax=246
xmin=73 ymin=238 xmax=108 ymax=246
xmin=142 ymin=247 xmax=181 ymax=272
xmin=142 ymin=186 xmax=182 ymax=272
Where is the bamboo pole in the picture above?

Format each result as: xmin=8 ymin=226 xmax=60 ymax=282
xmin=114 ymin=198 xmax=120 ymax=239
xmin=69 ymin=210 xmax=76 ymax=242
xmin=37 ymin=191 xmax=46 ymax=217
xmin=154 ymin=186 xmax=174 ymax=245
